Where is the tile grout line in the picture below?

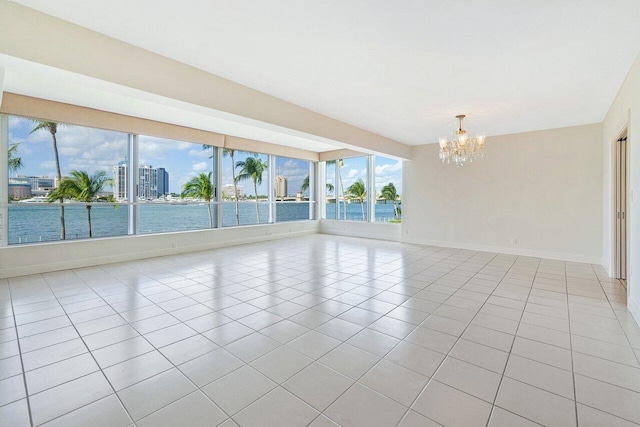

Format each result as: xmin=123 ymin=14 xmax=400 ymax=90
xmin=6 ymin=277 xmax=35 ymax=427
xmin=35 ymin=271 xmax=137 ymax=427
xmin=4 ymin=236 xmax=637 ymax=426
xmin=69 ymin=266 xmax=248 ymax=425
xmin=441 ymin=256 xmax=541 ymax=426
xmin=392 ymin=250 xmax=509 ymax=427
xmin=566 ymin=262 xmax=580 ymax=427
xmin=482 ymin=255 xmax=539 ymax=427
xmin=306 ymin=245 xmax=476 ymax=426
xmin=592 ymin=263 xmax=640 ymax=367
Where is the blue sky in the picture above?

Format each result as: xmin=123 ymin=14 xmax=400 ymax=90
xmin=326 ymin=156 xmax=403 ymax=196
xmin=8 ymin=115 xmax=402 ymax=196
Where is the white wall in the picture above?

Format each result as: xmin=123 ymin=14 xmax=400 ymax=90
xmin=402 ymin=123 xmax=603 ymax=264
xmin=603 ymin=52 xmax=640 ymax=321
xmin=0 ymin=221 xmax=318 ymax=279
xmin=320 ymin=220 xmax=401 ymax=242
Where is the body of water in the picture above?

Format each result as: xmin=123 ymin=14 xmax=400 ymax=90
xmin=7 ymin=201 xmax=400 ymax=244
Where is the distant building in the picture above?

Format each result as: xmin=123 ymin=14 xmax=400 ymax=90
xmin=275 ymin=175 xmax=287 ymax=198
xmin=157 ymin=167 xmax=169 ymax=196
xmin=221 ymin=183 xmax=244 ymax=200
xmin=14 ymin=175 xmax=55 ymax=191
xmin=8 ymin=180 xmax=32 ymax=199
xmin=113 ymin=162 xmax=166 ymax=200
xmin=138 ymin=165 xmax=158 ymax=200
xmin=113 ymin=161 xmax=128 ymax=200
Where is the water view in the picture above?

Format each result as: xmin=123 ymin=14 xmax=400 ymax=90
xmin=8 ymin=202 xmax=399 ymax=244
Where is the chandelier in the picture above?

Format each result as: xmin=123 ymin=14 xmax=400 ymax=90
xmin=438 ymin=115 xmax=486 ymax=166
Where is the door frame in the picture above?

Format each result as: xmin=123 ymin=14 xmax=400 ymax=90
xmin=612 ymin=127 xmax=629 ymax=286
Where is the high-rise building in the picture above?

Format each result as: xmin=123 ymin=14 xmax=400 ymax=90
xmin=113 ymin=163 xmax=165 ymax=200
xmin=157 ymin=167 xmax=169 ymax=196
xmin=113 ymin=161 xmax=128 ymax=200
xmin=138 ymin=165 xmax=158 ymax=200
xmin=275 ymin=175 xmax=287 ymax=198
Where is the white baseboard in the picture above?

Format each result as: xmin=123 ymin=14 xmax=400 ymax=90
xmin=0 ymin=222 xmax=318 ymax=279
xmin=401 ymin=237 xmax=603 ymax=265
xmin=629 ymin=296 xmax=640 ymax=327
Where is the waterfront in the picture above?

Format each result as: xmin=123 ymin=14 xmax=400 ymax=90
xmin=7 ymin=202 xmax=399 ymax=244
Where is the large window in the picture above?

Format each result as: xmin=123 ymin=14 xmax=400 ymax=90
xmin=325 ymin=160 xmax=337 ymax=219
xmin=374 ymin=155 xmax=402 ymax=223
xmin=2 ymin=111 xmax=408 ymax=246
xmin=221 ymin=150 xmax=270 ymax=227
xmin=323 ymin=155 xmax=402 ymax=223
xmin=7 ymin=116 xmax=128 ymax=243
xmin=325 ymin=156 xmax=369 ymax=221
xmin=3 ymin=113 xmax=318 ymax=246
xmin=275 ymin=156 xmax=312 ymax=222
xmin=138 ymin=136 xmax=216 ymax=233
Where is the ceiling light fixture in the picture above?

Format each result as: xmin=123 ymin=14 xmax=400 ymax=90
xmin=438 ymin=115 xmax=486 ymax=166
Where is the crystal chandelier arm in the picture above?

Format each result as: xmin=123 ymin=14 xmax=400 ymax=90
xmin=438 ymin=114 xmax=485 ymax=166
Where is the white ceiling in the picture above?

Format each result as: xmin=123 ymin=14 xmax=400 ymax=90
xmin=9 ymin=0 xmax=640 ymax=146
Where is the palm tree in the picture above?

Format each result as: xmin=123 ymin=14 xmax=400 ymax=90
xmin=30 ymin=121 xmax=66 ymax=239
xmin=224 ymin=148 xmax=241 ymax=225
xmin=301 ymin=175 xmax=334 ymax=194
xmin=181 ymin=172 xmax=214 ymax=228
xmin=202 ymin=144 xmax=240 ymax=225
xmin=381 ymin=182 xmax=400 ymax=219
xmin=199 ymin=145 xmax=243 ymax=225
xmin=48 ymin=170 xmax=113 ymax=238
xmin=347 ymin=178 xmax=367 ymax=221
xmin=235 ymin=154 xmax=267 ymax=223
xmin=8 ymin=143 xmax=23 ymax=172
xmin=327 ymin=159 xmax=346 ymax=219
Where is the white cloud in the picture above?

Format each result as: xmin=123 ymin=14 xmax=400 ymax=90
xmin=346 ymin=169 xmax=359 ymax=179
xmin=374 ymin=160 xmax=403 ymax=193
xmin=375 ymin=160 xmax=402 ymax=175
xmin=8 ymin=143 xmax=32 ymax=156
xmin=139 ymin=136 xmax=195 ymax=159
xmin=192 ymin=162 xmax=208 ymax=172
xmin=188 ymin=148 xmax=213 ymax=158
xmin=38 ymin=160 xmax=57 ymax=176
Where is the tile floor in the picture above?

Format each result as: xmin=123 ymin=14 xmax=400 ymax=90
xmin=1 ymin=235 xmax=639 ymax=426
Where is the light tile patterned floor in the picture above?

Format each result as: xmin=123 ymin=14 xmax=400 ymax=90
xmin=1 ymin=235 xmax=639 ymax=426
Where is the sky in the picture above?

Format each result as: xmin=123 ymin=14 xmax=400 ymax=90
xmin=8 ymin=115 xmax=402 ymax=196
xmin=327 ymin=156 xmax=403 ymax=196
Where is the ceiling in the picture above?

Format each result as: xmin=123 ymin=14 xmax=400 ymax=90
xmin=8 ymin=0 xmax=640 ymax=146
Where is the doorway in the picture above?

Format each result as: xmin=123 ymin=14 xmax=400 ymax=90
xmin=615 ymin=132 xmax=628 ymax=284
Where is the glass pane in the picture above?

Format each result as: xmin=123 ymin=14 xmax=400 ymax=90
xmin=222 ymin=150 xmax=270 ymax=226
xmin=7 ymin=115 xmax=128 ymax=243
xmin=374 ymin=155 xmax=403 ymax=223
xmin=275 ymin=156 xmax=311 ymax=222
xmin=138 ymin=136 xmax=216 ymax=233
xmin=325 ymin=160 xmax=336 ymax=219
xmin=340 ymin=156 xmax=368 ymax=221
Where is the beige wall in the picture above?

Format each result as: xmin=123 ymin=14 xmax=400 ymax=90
xmin=402 ymin=123 xmax=603 ymax=263
xmin=603 ymin=52 xmax=640 ymax=320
